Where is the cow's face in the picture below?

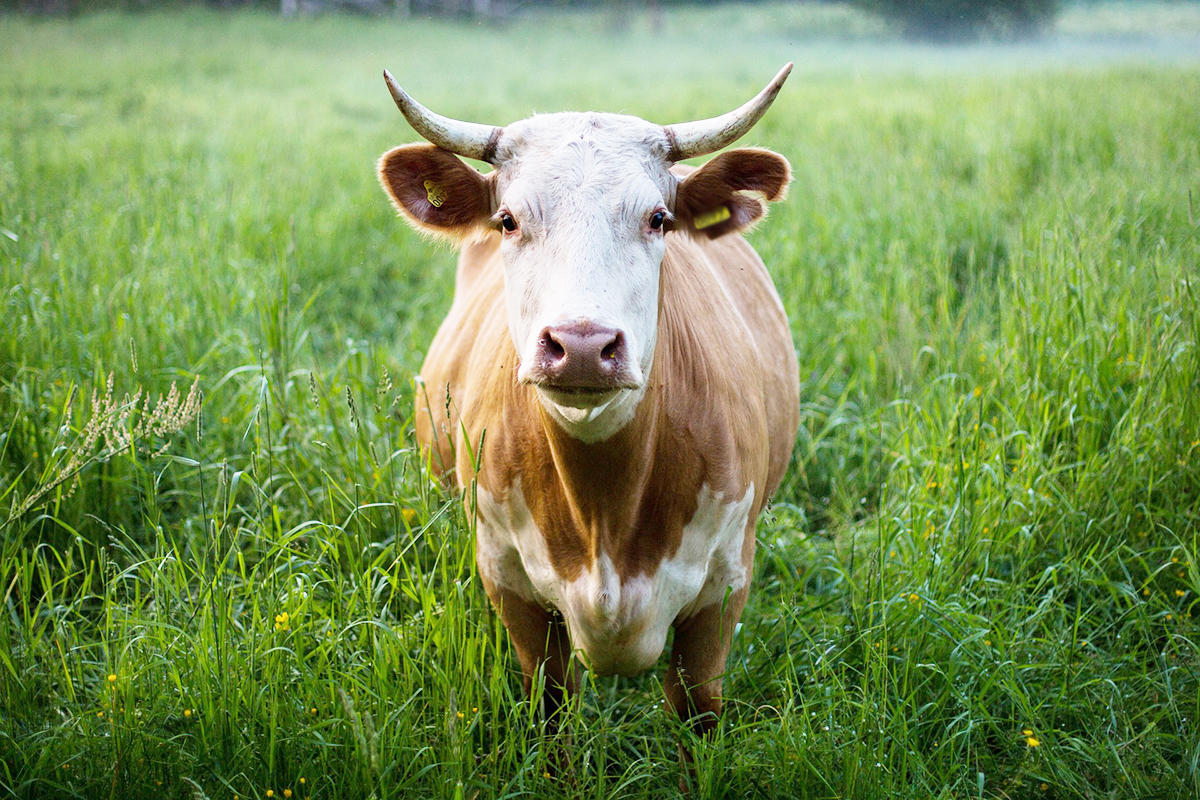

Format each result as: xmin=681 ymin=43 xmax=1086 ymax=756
xmin=379 ymin=72 xmax=790 ymax=441
xmin=488 ymin=115 xmax=672 ymax=434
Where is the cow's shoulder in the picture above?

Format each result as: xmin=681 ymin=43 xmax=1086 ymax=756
xmin=414 ymin=234 xmax=507 ymax=480
xmin=656 ymin=231 xmax=799 ymax=503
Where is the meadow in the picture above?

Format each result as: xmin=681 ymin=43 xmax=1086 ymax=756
xmin=2 ymin=3 xmax=1199 ymax=798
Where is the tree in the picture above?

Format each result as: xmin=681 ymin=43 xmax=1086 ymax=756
xmin=850 ymin=0 xmax=1060 ymax=41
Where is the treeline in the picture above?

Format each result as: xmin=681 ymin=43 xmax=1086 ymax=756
xmin=850 ymin=0 xmax=1060 ymax=40
xmin=6 ymin=0 xmax=740 ymax=14
xmin=5 ymin=0 xmax=1066 ymax=41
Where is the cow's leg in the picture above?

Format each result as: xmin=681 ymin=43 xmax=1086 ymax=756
xmin=667 ymin=521 xmax=754 ymax=739
xmin=665 ymin=585 xmax=749 ymax=737
xmin=482 ymin=580 xmax=578 ymax=731
xmin=665 ymin=560 xmax=752 ymax=790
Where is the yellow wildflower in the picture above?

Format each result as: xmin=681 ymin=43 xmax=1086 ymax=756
xmin=284 ymin=790 xmax=293 ymax=798
xmin=107 ymin=673 xmax=117 ymax=683
xmin=402 ymin=508 xmax=417 ymax=525
xmin=1026 ymin=735 xmax=1040 ymax=747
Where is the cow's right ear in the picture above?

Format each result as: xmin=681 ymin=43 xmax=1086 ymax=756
xmin=378 ymin=144 xmax=494 ymax=239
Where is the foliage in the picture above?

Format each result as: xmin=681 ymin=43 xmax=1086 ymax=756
xmin=2 ymin=3 xmax=1200 ymax=799
xmin=849 ymin=0 xmax=1061 ymax=40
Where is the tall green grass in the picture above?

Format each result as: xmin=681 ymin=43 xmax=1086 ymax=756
xmin=2 ymin=4 xmax=1198 ymax=798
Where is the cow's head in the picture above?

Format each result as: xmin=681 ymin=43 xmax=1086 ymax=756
xmin=379 ymin=66 xmax=791 ymax=442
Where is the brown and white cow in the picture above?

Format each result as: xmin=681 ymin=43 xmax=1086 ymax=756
xmin=377 ymin=66 xmax=800 ymax=742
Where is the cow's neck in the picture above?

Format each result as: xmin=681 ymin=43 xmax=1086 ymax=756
xmin=535 ymin=386 xmax=665 ymax=562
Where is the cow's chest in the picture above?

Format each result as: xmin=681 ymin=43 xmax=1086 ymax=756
xmin=475 ymin=479 xmax=755 ymax=676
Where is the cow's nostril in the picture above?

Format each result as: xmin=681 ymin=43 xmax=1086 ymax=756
xmin=541 ymin=331 xmax=566 ymax=361
xmin=601 ymin=335 xmax=623 ymax=362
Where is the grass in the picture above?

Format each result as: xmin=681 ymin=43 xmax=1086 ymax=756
xmin=2 ymin=3 xmax=1199 ymax=798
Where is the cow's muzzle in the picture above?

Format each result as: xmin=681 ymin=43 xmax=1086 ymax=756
xmin=521 ymin=320 xmax=642 ymax=395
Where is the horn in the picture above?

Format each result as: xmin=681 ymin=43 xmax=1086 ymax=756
xmin=383 ymin=70 xmax=503 ymax=164
xmin=663 ymin=63 xmax=792 ymax=162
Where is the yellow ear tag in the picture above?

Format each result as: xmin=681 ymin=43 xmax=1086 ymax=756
xmin=693 ymin=205 xmax=731 ymax=230
xmin=423 ymin=179 xmax=447 ymax=208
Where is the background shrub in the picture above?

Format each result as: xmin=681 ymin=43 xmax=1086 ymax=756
xmin=849 ymin=0 xmax=1061 ymax=40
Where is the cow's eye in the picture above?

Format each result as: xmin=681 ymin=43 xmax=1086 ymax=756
xmin=649 ymin=210 xmax=666 ymax=231
xmin=499 ymin=211 xmax=518 ymax=233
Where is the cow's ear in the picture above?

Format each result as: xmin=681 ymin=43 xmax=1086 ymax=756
xmin=674 ymin=148 xmax=790 ymax=239
xmin=378 ymin=144 xmax=494 ymax=239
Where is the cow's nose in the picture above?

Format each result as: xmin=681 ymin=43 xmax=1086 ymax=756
xmin=530 ymin=320 xmax=638 ymax=391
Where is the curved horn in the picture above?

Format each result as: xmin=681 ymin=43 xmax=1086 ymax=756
xmin=383 ymin=70 xmax=503 ymax=164
xmin=663 ymin=63 xmax=792 ymax=162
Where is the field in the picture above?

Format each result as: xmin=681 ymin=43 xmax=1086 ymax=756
xmin=2 ymin=3 xmax=1199 ymax=798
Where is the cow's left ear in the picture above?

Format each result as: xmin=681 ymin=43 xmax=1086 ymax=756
xmin=674 ymin=148 xmax=790 ymax=239
xmin=378 ymin=143 xmax=494 ymax=240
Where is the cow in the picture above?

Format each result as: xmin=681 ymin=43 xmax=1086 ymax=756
xmin=377 ymin=65 xmax=800 ymax=753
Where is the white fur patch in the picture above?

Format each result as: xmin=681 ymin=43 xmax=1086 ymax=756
xmin=475 ymin=480 xmax=755 ymax=676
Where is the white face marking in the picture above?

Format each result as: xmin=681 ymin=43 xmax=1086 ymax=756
xmin=489 ymin=114 xmax=676 ymax=442
xmin=475 ymin=480 xmax=755 ymax=676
